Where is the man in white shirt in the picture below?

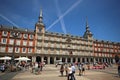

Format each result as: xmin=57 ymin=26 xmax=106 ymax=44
xmin=71 ymin=63 xmax=76 ymax=80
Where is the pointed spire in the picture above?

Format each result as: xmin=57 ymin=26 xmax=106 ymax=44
xmin=86 ymin=16 xmax=89 ymax=31
xmin=38 ymin=8 xmax=43 ymax=23
xmin=83 ymin=16 xmax=93 ymax=38
xmin=40 ymin=9 xmax=43 ymax=18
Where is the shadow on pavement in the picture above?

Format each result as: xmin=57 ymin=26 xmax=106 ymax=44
xmin=0 ymin=71 xmax=19 ymax=80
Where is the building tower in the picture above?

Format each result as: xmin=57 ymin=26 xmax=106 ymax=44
xmin=35 ymin=9 xmax=45 ymax=33
xmin=34 ymin=9 xmax=45 ymax=62
xmin=83 ymin=17 xmax=93 ymax=40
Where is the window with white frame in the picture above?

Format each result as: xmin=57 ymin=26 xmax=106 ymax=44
xmin=15 ymin=47 xmax=20 ymax=53
xmin=23 ymin=34 xmax=28 ymax=38
xmin=104 ymin=54 xmax=106 ymax=57
xmin=37 ymin=48 xmax=41 ymax=53
xmin=38 ymin=36 xmax=42 ymax=39
xmin=62 ymin=45 xmax=65 ymax=48
xmin=119 ymin=50 xmax=120 ymax=53
xmin=95 ymin=48 xmax=97 ymax=51
xmin=2 ymin=31 xmax=7 ymax=36
xmin=28 ymin=48 xmax=32 ymax=53
xmin=56 ymin=44 xmax=59 ymax=48
xmin=8 ymin=47 xmax=13 ymax=53
xmin=94 ymin=43 xmax=97 ymax=46
xmin=45 ymin=37 xmax=49 ymax=40
xmin=98 ymin=48 xmax=101 ymax=51
xmin=29 ymin=34 xmax=33 ymax=39
xmin=44 ymin=49 xmax=48 ymax=54
xmin=9 ymin=39 xmax=14 ymax=45
xmin=16 ymin=40 xmax=20 ymax=45
xmin=29 ymin=41 xmax=33 ymax=46
xmin=37 ymin=42 xmax=41 ymax=46
xmin=62 ymin=38 xmax=65 ymax=42
xmin=51 ymin=37 xmax=54 ymax=41
xmin=22 ymin=48 xmax=26 ymax=53
xmin=2 ymin=38 xmax=7 ymax=44
xmin=51 ymin=43 xmax=54 ymax=47
xmin=0 ymin=46 xmax=6 ymax=52
xmin=56 ymin=50 xmax=59 ymax=54
xmin=23 ymin=40 xmax=27 ymax=46
xmin=45 ymin=43 xmax=48 ymax=47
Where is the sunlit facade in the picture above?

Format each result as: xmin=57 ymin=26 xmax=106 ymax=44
xmin=0 ymin=10 xmax=119 ymax=64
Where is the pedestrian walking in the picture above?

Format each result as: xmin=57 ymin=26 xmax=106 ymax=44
xmin=65 ymin=64 xmax=68 ymax=76
xmin=40 ymin=62 xmax=43 ymax=71
xmin=82 ymin=63 xmax=85 ymax=75
xmin=60 ymin=64 xmax=64 ymax=76
xmin=71 ymin=63 xmax=76 ymax=80
xmin=117 ymin=60 xmax=120 ymax=77
xmin=67 ymin=64 xmax=72 ymax=80
xmin=78 ymin=62 xmax=82 ymax=76
xmin=37 ymin=62 xmax=41 ymax=74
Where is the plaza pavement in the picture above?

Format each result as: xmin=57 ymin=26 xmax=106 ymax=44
xmin=0 ymin=64 xmax=120 ymax=80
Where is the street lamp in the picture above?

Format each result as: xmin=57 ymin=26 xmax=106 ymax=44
xmin=66 ymin=35 xmax=72 ymax=54
xmin=11 ymin=31 xmax=20 ymax=71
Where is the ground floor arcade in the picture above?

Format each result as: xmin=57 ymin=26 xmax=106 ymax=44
xmin=0 ymin=53 xmax=115 ymax=64
xmin=32 ymin=55 xmax=114 ymax=64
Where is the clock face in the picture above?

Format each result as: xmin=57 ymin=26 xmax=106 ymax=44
xmin=39 ymin=28 xmax=42 ymax=32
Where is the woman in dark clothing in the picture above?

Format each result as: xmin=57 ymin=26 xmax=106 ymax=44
xmin=118 ymin=60 xmax=120 ymax=77
xmin=60 ymin=64 xmax=64 ymax=76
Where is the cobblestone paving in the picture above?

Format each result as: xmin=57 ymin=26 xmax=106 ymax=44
xmin=0 ymin=65 xmax=120 ymax=80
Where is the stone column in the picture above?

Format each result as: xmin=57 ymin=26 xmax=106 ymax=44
xmin=93 ymin=58 xmax=96 ymax=63
xmin=65 ymin=58 xmax=67 ymax=63
xmin=104 ymin=58 xmax=106 ymax=63
xmin=32 ymin=56 xmax=36 ymax=62
xmin=109 ymin=58 xmax=111 ymax=63
xmin=71 ymin=57 xmax=73 ymax=63
xmin=41 ymin=56 xmax=44 ymax=62
xmin=60 ymin=57 xmax=62 ymax=61
xmin=88 ymin=58 xmax=90 ymax=63
xmin=54 ymin=57 xmax=56 ymax=64
xmin=98 ymin=58 xmax=100 ymax=62
xmin=48 ymin=56 xmax=50 ymax=64
xmin=84 ymin=58 xmax=87 ymax=63
xmin=106 ymin=58 xmax=108 ymax=63
xmin=112 ymin=58 xmax=115 ymax=64
xmin=80 ymin=57 xmax=82 ymax=63
xmin=75 ymin=57 xmax=78 ymax=62
xmin=101 ymin=58 xmax=103 ymax=63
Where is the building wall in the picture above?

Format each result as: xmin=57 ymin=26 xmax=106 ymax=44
xmin=0 ymin=26 xmax=35 ymax=58
xmin=93 ymin=40 xmax=120 ymax=63
xmin=0 ymin=14 xmax=120 ymax=64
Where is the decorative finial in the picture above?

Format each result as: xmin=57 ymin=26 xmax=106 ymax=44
xmin=86 ymin=16 xmax=89 ymax=28
xmin=40 ymin=8 xmax=43 ymax=18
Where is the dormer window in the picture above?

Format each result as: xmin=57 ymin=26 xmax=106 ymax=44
xmin=29 ymin=34 xmax=33 ymax=39
xmin=24 ymin=34 xmax=28 ymax=38
xmin=2 ymin=31 xmax=7 ymax=36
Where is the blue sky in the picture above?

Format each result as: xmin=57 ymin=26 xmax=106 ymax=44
xmin=0 ymin=0 xmax=120 ymax=42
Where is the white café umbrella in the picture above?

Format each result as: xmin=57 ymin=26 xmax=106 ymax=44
xmin=0 ymin=56 xmax=11 ymax=60
xmin=15 ymin=57 xmax=31 ymax=61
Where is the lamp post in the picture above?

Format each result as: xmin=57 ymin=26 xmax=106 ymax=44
xmin=66 ymin=35 xmax=71 ymax=54
xmin=11 ymin=31 xmax=19 ymax=71
xmin=66 ymin=35 xmax=72 ymax=63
